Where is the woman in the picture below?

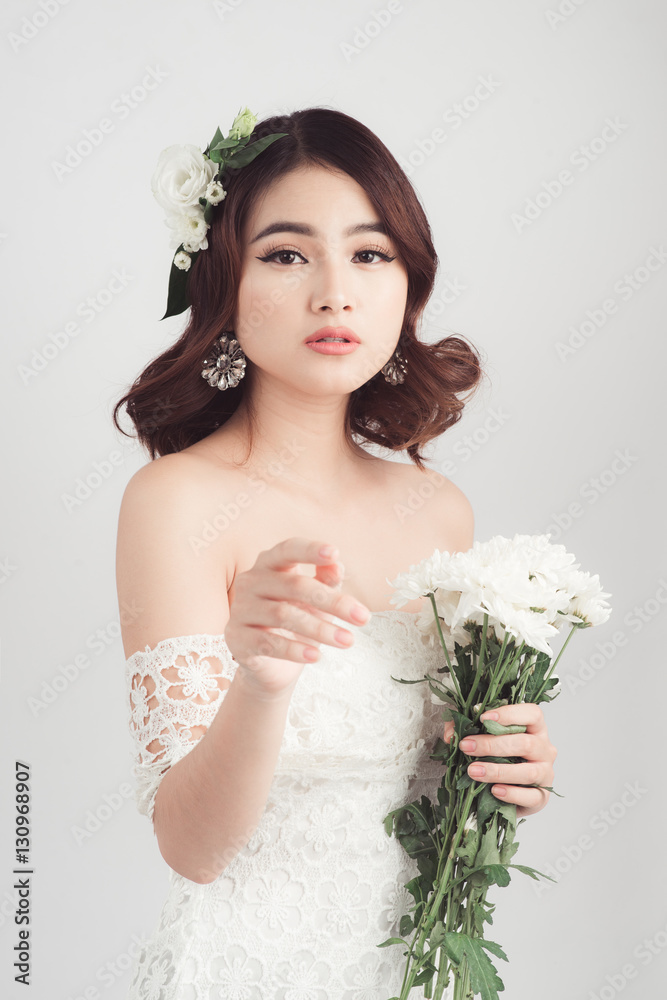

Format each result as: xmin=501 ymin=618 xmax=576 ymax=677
xmin=114 ymin=106 xmax=557 ymax=998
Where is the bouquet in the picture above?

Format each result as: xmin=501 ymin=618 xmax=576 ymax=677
xmin=378 ymin=533 xmax=612 ymax=999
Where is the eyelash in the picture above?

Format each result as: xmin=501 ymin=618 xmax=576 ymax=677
xmin=257 ymin=243 xmax=397 ymax=265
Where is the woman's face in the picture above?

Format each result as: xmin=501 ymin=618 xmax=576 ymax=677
xmin=234 ymin=164 xmax=409 ymax=396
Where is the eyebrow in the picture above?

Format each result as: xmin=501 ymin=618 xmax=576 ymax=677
xmin=249 ymin=220 xmax=389 ymax=244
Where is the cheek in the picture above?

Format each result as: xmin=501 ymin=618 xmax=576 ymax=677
xmin=379 ymin=279 xmax=408 ymax=330
xmin=236 ymin=268 xmax=296 ymax=326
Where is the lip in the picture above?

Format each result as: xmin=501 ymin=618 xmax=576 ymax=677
xmin=305 ymin=326 xmax=361 ymax=345
xmin=306 ymin=341 xmax=359 ymax=354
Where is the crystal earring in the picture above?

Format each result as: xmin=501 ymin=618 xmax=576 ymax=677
xmin=201 ymin=332 xmax=247 ymax=391
xmin=381 ymin=343 xmax=408 ymax=385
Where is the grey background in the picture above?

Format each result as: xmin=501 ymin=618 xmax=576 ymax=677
xmin=1 ymin=1 xmax=665 ymax=997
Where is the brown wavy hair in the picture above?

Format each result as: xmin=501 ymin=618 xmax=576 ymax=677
xmin=112 ymin=106 xmax=486 ymax=470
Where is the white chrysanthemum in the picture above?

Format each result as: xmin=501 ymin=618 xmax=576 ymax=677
xmin=557 ymin=567 xmax=612 ymax=628
xmin=464 ymin=815 xmax=478 ymax=832
xmin=390 ymin=533 xmax=610 ymax=658
xmin=165 ymin=210 xmax=210 ymax=252
xmin=205 ymin=180 xmax=226 ymax=205
xmin=388 ymin=549 xmax=452 ymax=607
xmin=414 ymin=606 xmax=470 ymax=651
xmin=173 ymin=251 xmax=191 ymax=271
xmin=151 ymin=144 xmax=217 ymax=215
xmin=493 ymin=607 xmax=559 ymax=657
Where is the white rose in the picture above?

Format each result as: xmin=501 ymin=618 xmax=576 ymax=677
xmin=151 ymin=144 xmax=217 ymax=216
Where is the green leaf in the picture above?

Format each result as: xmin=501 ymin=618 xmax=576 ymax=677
xmin=477 ymin=755 xmax=525 ymax=765
xmin=413 ymin=964 xmax=438 ymax=986
xmin=511 ymin=863 xmax=557 ymax=883
xmin=483 ymin=864 xmax=511 ymax=887
xmin=475 ymin=813 xmax=501 ymax=868
xmin=456 ymin=771 xmax=474 ymax=790
xmin=429 ymin=919 xmax=447 ymax=950
xmin=429 ymin=737 xmax=450 ymax=762
xmin=476 ymin=784 xmax=516 ymax=829
xmin=404 ymin=875 xmax=424 ymax=902
xmin=377 ymin=936 xmax=408 ymax=949
xmin=523 ymin=652 xmax=557 ymax=703
xmin=481 ymin=720 xmax=527 ymax=735
xmin=457 ymin=827 xmax=479 ymax=865
xmin=224 ymin=132 xmax=289 ymax=168
xmin=427 ymin=678 xmax=455 ymax=702
xmin=211 ymin=136 xmax=245 ymax=151
xmin=399 ymin=913 xmax=414 ymax=936
xmin=403 ymin=802 xmax=432 ymax=833
xmin=442 ymin=932 xmax=507 ymax=1000
xmin=160 ymin=247 xmax=198 ymax=320
xmin=528 ymin=783 xmax=565 ymax=798
xmin=499 ymin=836 xmax=520 ymax=865
xmin=449 ymin=710 xmax=478 ymax=743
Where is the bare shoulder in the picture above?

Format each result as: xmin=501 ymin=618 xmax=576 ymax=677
xmin=116 ymin=451 xmax=237 ymax=659
xmin=380 ymin=459 xmax=475 ymax=553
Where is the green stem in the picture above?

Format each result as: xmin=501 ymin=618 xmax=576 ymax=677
xmin=477 ymin=639 xmax=525 ymax=714
xmin=463 ymin=614 xmax=489 ymax=714
xmin=399 ymin=782 xmax=478 ymax=998
xmin=428 ymin=593 xmax=465 ymax=706
xmin=532 ymin=623 xmax=579 ymax=702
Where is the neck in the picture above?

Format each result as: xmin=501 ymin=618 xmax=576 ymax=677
xmin=215 ymin=375 xmax=375 ymax=496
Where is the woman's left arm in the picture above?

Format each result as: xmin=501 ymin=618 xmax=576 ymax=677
xmin=444 ymin=704 xmax=558 ymax=818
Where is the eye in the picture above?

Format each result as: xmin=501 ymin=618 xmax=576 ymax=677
xmin=353 ymin=246 xmax=397 ymax=264
xmin=256 ymin=244 xmax=397 ymax=266
xmin=256 ymin=245 xmax=307 ymax=265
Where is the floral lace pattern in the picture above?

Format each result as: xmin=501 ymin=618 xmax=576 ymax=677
xmin=125 ymin=611 xmax=453 ymax=999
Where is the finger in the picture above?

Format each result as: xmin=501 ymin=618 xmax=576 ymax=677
xmin=480 ymin=703 xmax=548 ymax=736
xmin=458 ymin=731 xmax=555 ymax=763
xmin=315 ymin=559 xmax=344 ymax=589
xmin=489 ymin=782 xmax=551 ymax=817
xmin=443 ymin=720 xmax=455 ymax=743
xmin=259 ymin=537 xmax=342 ymax=574
xmin=466 ymin=759 xmax=552 ymax=789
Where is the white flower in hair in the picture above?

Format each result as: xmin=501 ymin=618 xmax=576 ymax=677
xmin=173 ymin=251 xmax=191 ymax=271
xmin=153 ymin=108 xmax=289 ymax=319
xmin=205 ymin=180 xmax=227 ymax=205
xmin=151 ymin=144 xmax=217 ymax=215
xmin=165 ymin=211 xmax=210 ymax=252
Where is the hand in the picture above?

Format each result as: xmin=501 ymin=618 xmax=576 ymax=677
xmin=224 ymin=536 xmax=371 ymax=698
xmin=443 ymin=704 xmax=558 ymax=818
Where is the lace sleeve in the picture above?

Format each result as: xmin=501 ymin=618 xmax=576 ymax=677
xmin=125 ymin=634 xmax=239 ymax=826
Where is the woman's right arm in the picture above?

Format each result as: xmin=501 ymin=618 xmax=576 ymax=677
xmin=117 ymin=455 xmax=369 ymax=885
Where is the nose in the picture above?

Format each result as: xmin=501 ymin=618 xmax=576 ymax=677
xmin=309 ymin=253 xmax=355 ymax=314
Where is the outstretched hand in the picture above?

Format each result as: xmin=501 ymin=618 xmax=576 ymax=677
xmin=443 ymin=703 xmax=558 ymax=818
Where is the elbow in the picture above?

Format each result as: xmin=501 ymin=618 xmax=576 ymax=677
xmin=155 ymin=836 xmax=224 ymax=884
xmin=154 ymin=825 xmax=242 ymax=885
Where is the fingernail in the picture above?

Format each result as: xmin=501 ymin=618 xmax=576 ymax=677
xmin=351 ymin=604 xmax=370 ymax=623
xmin=319 ymin=545 xmax=337 ymax=558
xmin=480 ymin=712 xmax=498 ymax=721
xmin=493 ymin=785 xmax=507 ymax=796
xmin=459 ymin=739 xmax=476 ymax=752
xmin=469 ymin=764 xmax=485 ymax=776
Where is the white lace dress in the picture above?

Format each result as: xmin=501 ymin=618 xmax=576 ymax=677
xmin=124 ymin=609 xmax=453 ymax=999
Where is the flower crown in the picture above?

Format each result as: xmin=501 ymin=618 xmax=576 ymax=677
xmin=151 ymin=107 xmax=288 ymax=319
